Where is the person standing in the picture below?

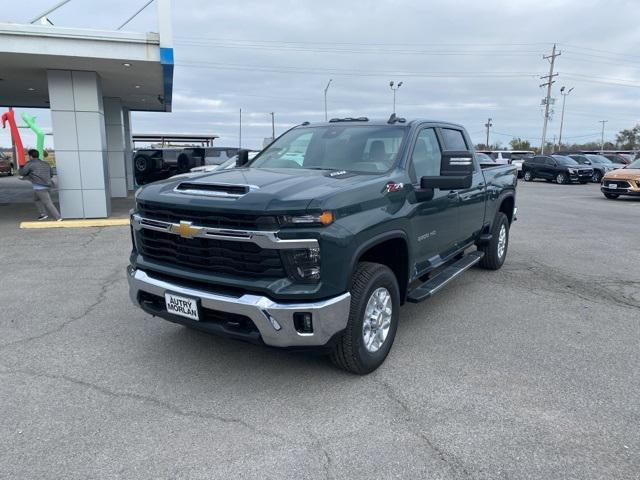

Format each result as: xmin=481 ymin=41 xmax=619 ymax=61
xmin=19 ymin=149 xmax=62 ymax=221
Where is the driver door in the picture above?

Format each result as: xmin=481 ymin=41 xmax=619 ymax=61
xmin=407 ymin=127 xmax=460 ymax=274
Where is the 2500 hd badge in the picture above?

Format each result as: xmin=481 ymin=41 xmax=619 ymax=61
xmin=128 ymin=116 xmax=517 ymax=374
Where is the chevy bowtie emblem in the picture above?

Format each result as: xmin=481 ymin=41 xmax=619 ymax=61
xmin=170 ymin=221 xmax=202 ymax=239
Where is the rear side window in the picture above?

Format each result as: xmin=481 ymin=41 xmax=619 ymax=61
xmin=440 ymin=128 xmax=468 ymax=151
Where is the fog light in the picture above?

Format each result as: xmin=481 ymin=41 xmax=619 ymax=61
xmin=294 ymin=312 xmax=313 ymax=334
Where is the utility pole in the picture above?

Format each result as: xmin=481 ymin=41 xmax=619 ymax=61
xmin=239 ymin=108 xmax=242 ymax=149
xmin=558 ymin=86 xmax=574 ymax=151
xmin=540 ymin=44 xmax=561 ymax=154
xmin=324 ymin=79 xmax=332 ymax=121
xmin=270 ymin=112 xmax=275 ymax=140
xmin=599 ymin=120 xmax=608 ymax=153
xmin=484 ymin=118 xmax=493 ymax=148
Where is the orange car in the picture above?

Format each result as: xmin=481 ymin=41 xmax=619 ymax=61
xmin=601 ymin=158 xmax=640 ymax=199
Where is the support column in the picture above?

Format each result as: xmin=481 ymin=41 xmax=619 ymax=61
xmin=122 ymin=108 xmax=135 ymax=191
xmin=104 ymin=97 xmax=127 ymax=197
xmin=47 ymin=70 xmax=111 ymax=218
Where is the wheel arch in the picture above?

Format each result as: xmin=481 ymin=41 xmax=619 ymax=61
xmin=350 ymin=230 xmax=410 ymax=304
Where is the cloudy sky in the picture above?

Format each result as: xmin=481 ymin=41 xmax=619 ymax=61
xmin=2 ymin=0 xmax=640 ymax=150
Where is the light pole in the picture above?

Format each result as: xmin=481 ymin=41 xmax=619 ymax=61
xmin=557 ymin=86 xmax=573 ymax=151
xmin=270 ymin=112 xmax=275 ymax=140
xmin=599 ymin=120 xmax=608 ymax=153
xmin=324 ymin=79 xmax=332 ymax=121
xmin=390 ymin=81 xmax=403 ymax=114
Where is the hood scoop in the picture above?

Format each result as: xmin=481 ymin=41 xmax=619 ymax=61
xmin=174 ymin=182 xmax=258 ymax=198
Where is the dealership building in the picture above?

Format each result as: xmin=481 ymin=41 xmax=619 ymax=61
xmin=0 ymin=0 xmax=174 ymax=218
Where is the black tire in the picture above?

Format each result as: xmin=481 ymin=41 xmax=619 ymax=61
xmin=592 ymin=171 xmax=602 ymax=183
xmin=478 ymin=212 xmax=509 ymax=270
xmin=7 ymin=164 xmax=14 ymax=176
xmin=604 ymin=193 xmax=619 ymax=199
xmin=556 ymin=172 xmax=567 ymax=184
xmin=177 ymin=153 xmax=193 ymax=173
xmin=523 ymin=170 xmax=533 ymax=182
xmin=330 ymin=262 xmax=400 ymax=375
xmin=134 ymin=154 xmax=154 ymax=174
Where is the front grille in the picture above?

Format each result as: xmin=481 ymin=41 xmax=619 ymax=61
xmin=578 ymin=169 xmax=592 ymax=175
xmin=138 ymin=201 xmax=278 ymax=230
xmin=137 ymin=228 xmax=285 ymax=279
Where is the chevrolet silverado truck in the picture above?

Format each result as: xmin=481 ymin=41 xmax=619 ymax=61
xmin=128 ymin=117 xmax=518 ymax=374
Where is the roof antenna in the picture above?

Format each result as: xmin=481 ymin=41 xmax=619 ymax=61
xmin=387 ymin=113 xmax=397 ymax=124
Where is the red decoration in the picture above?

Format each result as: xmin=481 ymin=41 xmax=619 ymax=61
xmin=1 ymin=108 xmax=26 ymax=167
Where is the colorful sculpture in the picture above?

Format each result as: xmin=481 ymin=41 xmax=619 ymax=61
xmin=1 ymin=108 xmax=25 ymax=167
xmin=21 ymin=112 xmax=45 ymax=160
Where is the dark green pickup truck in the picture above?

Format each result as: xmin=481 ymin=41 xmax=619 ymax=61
xmin=128 ymin=117 xmax=517 ymax=374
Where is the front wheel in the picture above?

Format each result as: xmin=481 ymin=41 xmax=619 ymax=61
xmin=592 ymin=171 xmax=602 ymax=183
xmin=604 ymin=193 xmax=619 ymax=199
xmin=523 ymin=170 xmax=533 ymax=182
xmin=330 ymin=262 xmax=400 ymax=375
xmin=478 ymin=212 xmax=509 ymax=270
xmin=556 ymin=172 xmax=567 ymax=184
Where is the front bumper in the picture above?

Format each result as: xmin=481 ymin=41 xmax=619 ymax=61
xmin=127 ymin=267 xmax=351 ymax=348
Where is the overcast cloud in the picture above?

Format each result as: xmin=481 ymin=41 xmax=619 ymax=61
xmin=2 ymin=0 xmax=640 ymax=149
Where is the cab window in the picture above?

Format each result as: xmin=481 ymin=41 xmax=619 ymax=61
xmin=409 ymin=128 xmax=442 ymax=182
xmin=441 ymin=128 xmax=468 ymax=151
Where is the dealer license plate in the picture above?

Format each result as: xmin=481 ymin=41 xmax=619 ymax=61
xmin=165 ymin=293 xmax=200 ymax=321
xmin=608 ymin=183 xmax=618 ymax=189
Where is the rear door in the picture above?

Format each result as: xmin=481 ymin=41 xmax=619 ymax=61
xmin=439 ymin=127 xmax=486 ymax=246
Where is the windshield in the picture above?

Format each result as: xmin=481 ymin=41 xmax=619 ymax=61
xmin=552 ymin=155 xmax=578 ymax=166
xmin=627 ymin=159 xmax=640 ymax=169
xmin=586 ymin=154 xmax=612 ymax=165
xmin=251 ymin=125 xmax=407 ymax=173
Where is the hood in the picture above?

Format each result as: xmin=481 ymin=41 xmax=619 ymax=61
xmin=604 ymin=168 xmax=640 ymax=180
xmin=136 ymin=167 xmax=390 ymax=214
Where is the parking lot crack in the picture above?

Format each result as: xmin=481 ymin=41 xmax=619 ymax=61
xmin=375 ymin=377 xmax=474 ymax=479
xmin=0 ymin=364 xmax=288 ymax=443
xmin=0 ymin=267 xmax=123 ymax=351
xmin=306 ymin=431 xmax=335 ymax=480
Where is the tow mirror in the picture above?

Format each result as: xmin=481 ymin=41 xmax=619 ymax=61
xmin=236 ymin=149 xmax=250 ymax=167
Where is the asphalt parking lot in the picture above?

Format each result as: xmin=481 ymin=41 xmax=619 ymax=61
xmin=1 ymin=179 xmax=638 ymax=479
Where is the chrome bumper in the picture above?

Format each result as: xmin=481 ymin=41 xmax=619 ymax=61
xmin=127 ymin=268 xmax=351 ymax=348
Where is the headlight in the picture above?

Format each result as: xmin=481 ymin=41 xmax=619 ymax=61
xmin=279 ymin=211 xmax=333 ymax=227
xmin=568 ymin=168 xmax=576 ymax=174
xmin=281 ymin=248 xmax=321 ymax=283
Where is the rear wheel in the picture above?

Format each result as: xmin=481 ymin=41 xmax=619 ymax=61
xmin=478 ymin=212 xmax=509 ymax=270
xmin=177 ymin=153 xmax=194 ymax=173
xmin=523 ymin=170 xmax=533 ymax=182
xmin=556 ymin=172 xmax=567 ymax=184
xmin=592 ymin=171 xmax=602 ymax=183
xmin=604 ymin=193 xmax=619 ymax=199
xmin=134 ymin=154 xmax=154 ymax=174
xmin=330 ymin=262 xmax=400 ymax=375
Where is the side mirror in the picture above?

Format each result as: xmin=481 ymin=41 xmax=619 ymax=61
xmin=236 ymin=149 xmax=250 ymax=167
xmin=585 ymin=160 xmax=592 ymax=165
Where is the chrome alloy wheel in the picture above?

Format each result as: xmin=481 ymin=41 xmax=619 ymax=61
xmin=362 ymin=287 xmax=392 ymax=353
xmin=497 ymin=224 xmax=507 ymax=259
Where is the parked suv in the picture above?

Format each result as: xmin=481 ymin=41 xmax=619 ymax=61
xmin=522 ymin=155 xmax=593 ymax=184
xmin=601 ymin=158 xmax=640 ymax=199
xmin=568 ymin=154 xmax=620 ymax=183
xmin=476 ymin=150 xmax=533 ymax=178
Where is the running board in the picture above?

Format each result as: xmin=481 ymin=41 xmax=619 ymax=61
xmin=407 ymin=251 xmax=484 ymax=303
